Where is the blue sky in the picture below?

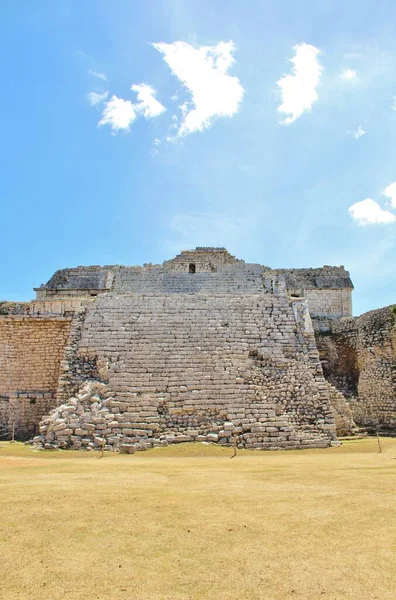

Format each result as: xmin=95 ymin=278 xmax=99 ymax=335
xmin=1 ymin=0 xmax=396 ymax=315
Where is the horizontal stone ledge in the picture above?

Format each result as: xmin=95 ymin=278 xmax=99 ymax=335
xmin=0 ymin=315 xmax=72 ymax=322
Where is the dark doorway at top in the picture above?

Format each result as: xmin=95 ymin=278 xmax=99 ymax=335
xmin=189 ymin=263 xmax=196 ymax=274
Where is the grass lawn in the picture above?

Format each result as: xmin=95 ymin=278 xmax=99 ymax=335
xmin=0 ymin=438 xmax=395 ymax=600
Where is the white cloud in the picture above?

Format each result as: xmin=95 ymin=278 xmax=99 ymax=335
xmin=349 ymin=198 xmax=396 ymax=225
xmin=383 ymin=181 xmax=396 ymax=208
xmin=87 ymin=91 xmax=109 ymax=106
xmin=131 ymin=83 xmax=166 ymax=118
xmin=153 ymin=40 xmax=244 ymax=136
xmin=353 ymin=125 xmax=366 ymax=139
xmin=98 ymin=95 xmax=137 ymax=132
xmin=277 ymin=43 xmax=323 ymax=125
xmin=89 ymin=70 xmax=107 ymax=82
xmin=391 ymin=96 xmax=396 ymax=111
xmin=340 ymin=68 xmax=357 ymax=80
xmin=97 ymin=84 xmax=165 ymax=133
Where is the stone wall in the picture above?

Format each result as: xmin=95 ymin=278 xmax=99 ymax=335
xmin=326 ymin=383 xmax=357 ymax=436
xmin=37 ymin=265 xmax=115 ymax=292
xmin=277 ymin=265 xmax=353 ymax=291
xmin=33 ymin=288 xmax=337 ymax=451
xmin=0 ymin=315 xmax=72 ymax=438
xmin=304 ymin=289 xmax=352 ymax=320
xmin=0 ymin=248 xmax=365 ymax=449
xmin=316 ymin=306 xmax=396 ymax=433
xmin=276 ymin=266 xmax=353 ymax=320
xmin=34 ymin=249 xmax=353 ymax=323
xmin=1 ymin=299 xmax=88 ymax=316
xmin=163 ymin=247 xmax=243 ymax=272
xmin=113 ymin=265 xmax=272 ymax=295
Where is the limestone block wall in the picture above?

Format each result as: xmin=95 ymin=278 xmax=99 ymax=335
xmin=44 ymin=291 xmax=336 ymax=450
xmin=277 ymin=265 xmax=353 ymax=320
xmin=1 ymin=299 xmax=88 ymax=316
xmin=0 ymin=315 xmax=72 ymax=437
xmin=38 ymin=265 xmax=115 ymax=292
xmin=113 ymin=265 xmax=272 ymax=295
xmin=326 ymin=383 xmax=357 ymax=436
xmin=304 ymin=289 xmax=352 ymax=320
xmin=162 ymin=248 xmax=243 ymax=272
xmin=34 ymin=251 xmax=354 ymax=325
xmin=316 ymin=306 xmax=396 ymax=433
xmin=278 ymin=266 xmax=353 ymax=291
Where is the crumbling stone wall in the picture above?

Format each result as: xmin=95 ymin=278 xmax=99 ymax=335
xmin=304 ymin=289 xmax=352 ymax=320
xmin=35 ymin=265 xmax=115 ymax=300
xmin=113 ymin=264 xmax=271 ymax=295
xmin=0 ymin=299 xmax=87 ymax=316
xmin=33 ymin=287 xmax=337 ymax=451
xmin=0 ymin=314 xmax=72 ymax=438
xmin=35 ymin=249 xmax=353 ymax=323
xmin=163 ymin=247 xmax=243 ymax=272
xmin=317 ymin=306 xmax=396 ymax=433
xmin=326 ymin=383 xmax=357 ymax=436
xmin=0 ymin=248 xmax=362 ymax=449
xmin=276 ymin=266 xmax=353 ymax=320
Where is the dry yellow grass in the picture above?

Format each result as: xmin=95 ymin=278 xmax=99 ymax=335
xmin=0 ymin=438 xmax=395 ymax=600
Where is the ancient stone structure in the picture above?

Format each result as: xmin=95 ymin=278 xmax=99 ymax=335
xmin=316 ymin=306 xmax=396 ymax=434
xmin=0 ymin=310 xmax=72 ymax=439
xmin=0 ymin=247 xmax=394 ymax=451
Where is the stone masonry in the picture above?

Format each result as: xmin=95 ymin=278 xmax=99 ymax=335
xmin=35 ymin=290 xmax=335 ymax=450
xmin=0 ymin=312 xmax=72 ymax=438
xmin=316 ymin=306 xmax=396 ymax=434
xmin=2 ymin=247 xmax=392 ymax=450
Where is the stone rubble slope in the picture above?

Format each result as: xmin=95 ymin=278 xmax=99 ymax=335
xmin=31 ymin=380 xmax=240 ymax=452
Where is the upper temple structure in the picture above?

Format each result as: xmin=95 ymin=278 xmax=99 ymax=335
xmin=0 ymin=248 xmax=394 ymax=451
xmin=34 ymin=248 xmax=354 ymax=322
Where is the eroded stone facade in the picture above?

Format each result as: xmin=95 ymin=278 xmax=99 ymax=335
xmin=2 ymin=247 xmax=392 ymax=450
xmin=316 ymin=306 xmax=396 ymax=433
xmin=0 ymin=313 xmax=72 ymax=438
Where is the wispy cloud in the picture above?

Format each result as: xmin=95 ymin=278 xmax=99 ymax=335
xmin=153 ymin=40 xmax=244 ymax=136
xmin=131 ymin=84 xmax=166 ymax=118
xmin=340 ymin=68 xmax=357 ymax=80
xmin=349 ymin=198 xmax=395 ymax=225
xmin=151 ymin=137 xmax=162 ymax=156
xmin=391 ymin=96 xmax=396 ymax=111
xmin=87 ymin=91 xmax=109 ymax=106
xmin=383 ymin=181 xmax=396 ymax=208
xmin=89 ymin=70 xmax=107 ymax=82
xmin=98 ymin=95 xmax=137 ymax=132
xmin=277 ymin=43 xmax=323 ymax=125
xmin=353 ymin=125 xmax=366 ymax=139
